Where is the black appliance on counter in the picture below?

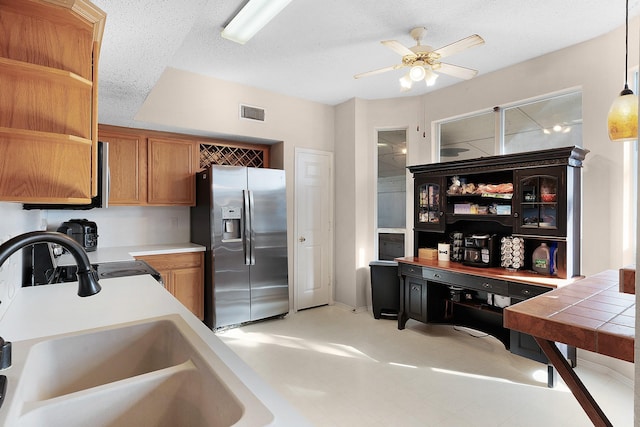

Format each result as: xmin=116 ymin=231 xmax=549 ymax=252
xmin=462 ymin=234 xmax=499 ymax=267
xmin=22 ymin=244 xmax=163 ymax=286
xmin=57 ymin=219 xmax=98 ymax=252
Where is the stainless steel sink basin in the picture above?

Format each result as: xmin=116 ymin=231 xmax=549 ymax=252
xmin=1 ymin=315 xmax=274 ymax=427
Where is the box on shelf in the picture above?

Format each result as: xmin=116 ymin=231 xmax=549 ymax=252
xmin=418 ymin=248 xmax=438 ymax=260
xmin=496 ymin=205 xmax=511 ymax=215
xmin=454 ymin=203 xmax=471 ymax=214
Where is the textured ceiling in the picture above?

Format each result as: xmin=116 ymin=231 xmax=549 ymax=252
xmin=92 ymin=0 xmax=640 ymax=128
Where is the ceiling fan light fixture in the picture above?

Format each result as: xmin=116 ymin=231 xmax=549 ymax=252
xmin=607 ymin=0 xmax=638 ymax=142
xmin=399 ymin=74 xmax=413 ymax=91
xmin=424 ymin=67 xmax=439 ymax=86
xmin=221 ymin=0 xmax=292 ymax=45
xmin=409 ymin=65 xmax=426 ymax=82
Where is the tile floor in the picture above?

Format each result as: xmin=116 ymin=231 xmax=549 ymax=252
xmin=218 ymin=305 xmax=633 ymax=427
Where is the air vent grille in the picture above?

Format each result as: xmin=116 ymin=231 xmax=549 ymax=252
xmin=240 ymin=104 xmax=265 ymax=122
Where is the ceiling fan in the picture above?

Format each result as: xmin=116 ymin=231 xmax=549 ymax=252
xmin=354 ymin=27 xmax=485 ymax=91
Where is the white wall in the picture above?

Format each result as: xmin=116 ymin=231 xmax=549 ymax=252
xmin=120 ymin=67 xmax=336 ymax=307
xmin=336 ymin=19 xmax=638 ymax=381
xmin=415 ymin=19 xmax=638 ymax=277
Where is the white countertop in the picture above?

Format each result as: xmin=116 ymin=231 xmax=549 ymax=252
xmin=0 ymin=277 xmax=310 ymax=426
xmin=56 ymin=242 xmax=206 ymax=266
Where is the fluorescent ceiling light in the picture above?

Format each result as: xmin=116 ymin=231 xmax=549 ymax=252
xmin=222 ymin=0 xmax=292 ymax=45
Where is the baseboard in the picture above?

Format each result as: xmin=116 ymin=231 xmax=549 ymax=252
xmin=332 ymin=302 xmax=369 ymax=314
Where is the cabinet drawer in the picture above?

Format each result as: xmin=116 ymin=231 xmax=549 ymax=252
xmin=135 ymin=252 xmax=203 ymax=270
xmin=509 ymin=282 xmax=550 ymax=300
xmin=456 ymin=275 xmax=509 ymax=295
xmin=421 ymin=268 xmax=461 ymax=285
xmin=400 ymin=263 xmax=423 ymax=278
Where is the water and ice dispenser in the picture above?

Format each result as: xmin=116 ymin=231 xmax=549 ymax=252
xmin=221 ymin=206 xmax=242 ymax=241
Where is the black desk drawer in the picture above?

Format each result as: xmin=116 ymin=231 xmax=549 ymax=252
xmin=422 ymin=268 xmax=460 ymax=285
xmin=456 ymin=275 xmax=509 ymax=295
xmin=509 ymin=282 xmax=550 ymax=300
xmin=400 ymin=263 xmax=423 ymax=278
xmin=421 ymin=268 xmax=508 ymax=295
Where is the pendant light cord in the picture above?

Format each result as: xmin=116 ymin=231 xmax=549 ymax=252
xmin=621 ymin=0 xmax=633 ymax=95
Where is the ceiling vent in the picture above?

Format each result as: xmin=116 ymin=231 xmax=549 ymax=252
xmin=240 ymin=104 xmax=266 ymax=122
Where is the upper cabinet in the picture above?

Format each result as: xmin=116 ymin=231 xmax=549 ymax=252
xmin=99 ymin=128 xmax=148 ymax=205
xmin=513 ymin=166 xmax=567 ymax=237
xmin=409 ymin=147 xmax=588 ymax=279
xmin=414 ymin=175 xmax=445 ymax=232
xmin=147 ymin=138 xmax=195 ymax=206
xmin=0 ymin=0 xmax=105 ymax=203
xmin=98 ymin=124 xmax=272 ymax=207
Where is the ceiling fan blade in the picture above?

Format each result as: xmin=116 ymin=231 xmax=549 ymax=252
xmin=381 ymin=40 xmax=415 ymax=57
xmin=434 ymin=62 xmax=478 ymax=80
xmin=432 ymin=34 xmax=485 ymax=59
xmin=354 ymin=64 xmax=403 ymax=79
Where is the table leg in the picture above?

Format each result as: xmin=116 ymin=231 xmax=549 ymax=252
xmin=534 ymin=338 xmax=612 ymax=427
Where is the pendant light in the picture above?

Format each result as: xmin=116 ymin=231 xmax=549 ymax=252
xmin=607 ymin=0 xmax=638 ymax=142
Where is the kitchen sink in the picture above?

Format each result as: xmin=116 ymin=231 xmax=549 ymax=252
xmin=1 ymin=315 xmax=274 ymax=427
xmin=18 ymin=319 xmax=193 ymax=402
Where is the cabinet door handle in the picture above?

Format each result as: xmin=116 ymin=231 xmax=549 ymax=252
xmin=521 ymin=289 xmax=531 ymax=296
xmin=439 ymin=211 xmax=444 ymax=217
xmin=482 ymin=283 xmax=491 ymax=289
xmin=514 ymin=212 xmax=519 ymax=218
xmin=411 ymin=285 xmax=420 ymax=291
xmin=434 ymin=273 xmax=441 ymax=278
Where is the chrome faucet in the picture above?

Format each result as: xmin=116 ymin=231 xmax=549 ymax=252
xmin=0 ymin=231 xmax=101 ymax=297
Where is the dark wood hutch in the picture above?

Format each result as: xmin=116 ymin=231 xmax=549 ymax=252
xmin=397 ymin=146 xmax=588 ymax=386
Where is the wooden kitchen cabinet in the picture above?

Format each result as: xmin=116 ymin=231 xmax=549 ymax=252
xmin=147 ymin=137 xmax=196 ymax=206
xmin=98 ymin=129 xmax=147 ymax=205
xmin=98 ymin=125 xmax=197 ymax=206
xmin=0 ymin=0 xmax=105 ymax=203
xmin=98 ymin=124 xmax=274 ymax=206
xmin=135 ymin=252 xmax=204 ymax=320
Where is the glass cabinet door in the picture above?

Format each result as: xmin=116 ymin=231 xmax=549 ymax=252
xmin=514 ymin=167 xmax=565 ymax=236
xmin=415 ymin=176 xmax=444 ymax=231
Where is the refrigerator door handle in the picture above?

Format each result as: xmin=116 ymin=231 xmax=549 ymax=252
xmin=243 ymin=189 xmax=251 ymax=265
xmin=248 ymin=190 xmax=256 ymax=265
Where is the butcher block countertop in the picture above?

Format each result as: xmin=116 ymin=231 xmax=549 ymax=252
xmin=395 ymin=257 xmax=581 ymax=289
xmin=504 ymin=269 xmax=635 ymax=363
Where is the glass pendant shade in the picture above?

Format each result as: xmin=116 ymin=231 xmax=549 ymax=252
xmin=607 ymin=87 xmax=638 ymax=141
xmin=399 ymin=74 xmax=413 ymax=91
xmin=409 ymin=66 xmax=426 ymax=81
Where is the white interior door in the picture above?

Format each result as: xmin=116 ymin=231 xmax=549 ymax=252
xmin=294 ymin=148 xmax=333 ymax=310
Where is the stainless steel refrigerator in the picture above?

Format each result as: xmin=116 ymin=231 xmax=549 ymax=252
xmin=191 ymin=165 xmax=289 ymax=329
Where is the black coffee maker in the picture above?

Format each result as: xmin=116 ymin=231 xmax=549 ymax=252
xmin=463 ymin=234 xmax=498 ymax=267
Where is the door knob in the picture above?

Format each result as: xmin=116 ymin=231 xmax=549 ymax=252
xmin=299 ymin=237 xmax=306 ymax=242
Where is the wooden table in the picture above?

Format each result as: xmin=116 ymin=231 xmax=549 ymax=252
xmin=504 ymin=270 xmax=634 ymax=427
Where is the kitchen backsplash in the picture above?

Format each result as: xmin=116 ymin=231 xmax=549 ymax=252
xmin=44 ymin=206 xmax=190 ymax=247
xmin=0 ymin=202 xmax=42 ymax=320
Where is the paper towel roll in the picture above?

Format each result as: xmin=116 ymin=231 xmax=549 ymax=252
xmin=438 ymin=243 xmax=450 ymax=261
